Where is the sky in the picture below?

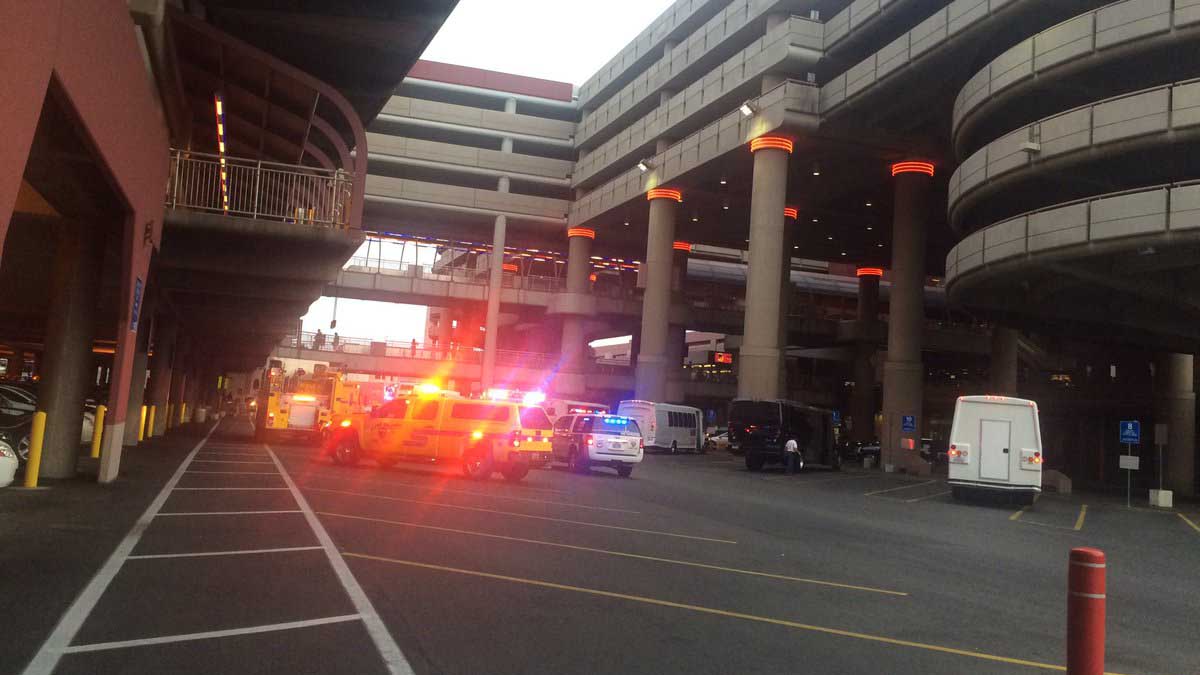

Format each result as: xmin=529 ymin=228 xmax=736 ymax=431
xmin=420 ymin=0 xmax=679 ymax=85
xmin=305 ymin=1 xmax=680 ymax=342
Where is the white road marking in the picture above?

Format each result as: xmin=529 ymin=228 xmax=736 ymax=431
xmin=155 ymin=510 xmax=303 ymax=517
xmin=266 ymin=446 xmax=415 ymax=675
xmin=172 ymin=487 xmax=290 ymax=491
xmin=127 ymin=546 xmax=322 ymax=560
xmin=21 ymin=421 xmax=221 ymax=675
xmin=61 ymin=615 xmax=362 ymax=654
xmin=864 ymin=480 xmax=938 ymax=496
xmin=905 ymin=490 xmax=952 ymax=503
xmin=191 ymin=459 xmax=275 ymax=465
xmin=185 ymin=470 xmax=280 ymax=475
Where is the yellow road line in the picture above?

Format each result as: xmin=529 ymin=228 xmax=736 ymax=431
xmin=864 ymin=480 xmax=937 ymax=496
xmin=319 ymin=511 xmax=905 ymax=596
xmin=303 ymin=474 xmax=638 ymax=514
xmin=1179 ymin=512 xmax=1200 ymax=535
xmin=303 ymin=487 xmax=736 ymax=544
xmin=1010 ymin=506 xmax=1030 ymax=521
xmin=344 ymin=553 xmax=1133 ymax=675
xmin=1073 ymin=505 xmax=1088 ymax=531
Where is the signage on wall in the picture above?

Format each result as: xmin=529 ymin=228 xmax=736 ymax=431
xmin=714 ymin=352 xmax=733 ymax=364
xmin=130 ymin=277 xmax=144 ymax=332
xmin=1119 ymin=420 xmax=1140 ymax=445
xmin=901 ymin=415 xmax=916 ymax=433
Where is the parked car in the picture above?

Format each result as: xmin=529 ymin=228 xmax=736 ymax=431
xmin=0 ymin=382 xmax=103 ymax=465
xmin=0 ymin=438 xmax=17 ymax=487
xmin=704 ymin=428 xmax=730 ymax=453
xmin=839 ymin=440 xmax=881 ymax=464
xmin=550 ymin=413 xmax=643 ymax=477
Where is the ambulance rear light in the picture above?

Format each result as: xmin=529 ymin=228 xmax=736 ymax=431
xmin=340 ymin=419 xmax=352 ymax=428
xmin=471 ymin=430 xmax=484 ymax=440
xmin=948 ymin=443 xmax=969 ymax=464
xmin=511 ymin=430 xmax=521 ymax=447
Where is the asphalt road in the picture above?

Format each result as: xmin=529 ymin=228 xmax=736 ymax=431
xmin=17 ymin=417 xmax=1199 ymax=674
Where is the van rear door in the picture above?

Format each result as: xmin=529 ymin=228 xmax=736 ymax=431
xmin=979 ymin=419 xmax=1011 ymax=481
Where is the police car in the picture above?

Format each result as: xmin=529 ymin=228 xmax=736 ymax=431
xmin=550 ymin=413 xmax=643 ymax=477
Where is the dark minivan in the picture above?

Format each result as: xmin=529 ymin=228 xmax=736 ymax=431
xmin=728 ymin=399 xmax=840 ymax=472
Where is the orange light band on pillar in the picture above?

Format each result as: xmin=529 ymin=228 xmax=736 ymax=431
xmin=856 ymin=267 xmax=884 ymax=277
xmin=647 ymin=188 xmax=683 ymax=202
xmin=783 ymin=207 xmax=798 ymax=220
xmin=673 ymin=241 xmax=692 ymax=252
xmin=891 ymin=161 xmax=935 ymax=177
xmin=213 ymin=93 xmax=229 ymax=212
xmin=501 ymin=263 xmax=518 ymax=272
xmin=567 ymin=227 xmax=596 ymax=239
xmin=589 ymin=273 xmax=598 ymax=282
xmin=750 ymin=136 xmax=794 ymax=154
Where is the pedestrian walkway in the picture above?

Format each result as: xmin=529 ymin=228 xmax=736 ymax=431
xmin=16 ymin=417 xmax=412 ymax=675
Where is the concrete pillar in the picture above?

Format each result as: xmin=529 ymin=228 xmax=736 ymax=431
xmin=147 ymin=314 xmax=177 ymax=436
xmin=481 ymin=214 xmax=507 ymax=388
xmin=6 ymin=347 xmax=25 ymax=380
xmin=1156 ymin=353 xmax=1196 ymax=497
xmin=778 ymin=214 xmax=796 ymax=396
xmin=881 ymin=160 xmax=933 ymax=473
xmin=559 ymin=228 xmax=594 ymax=387
xmin=852 ymin=268 xmax=882 ymax=442
xmin=38 ymin=222 xmax=103 ymax=478
xmin=635 ymin=189 xmax=680 ymax=402
xmin=990 ymin=327 xmax=1020 ymax=396
xmin=168 ymin=344 xmax=188 ymax=432
xmin=738 ymin=136 xmax=792 ymax=400
xmin=123 ymin=290 xmax=156 ymax=446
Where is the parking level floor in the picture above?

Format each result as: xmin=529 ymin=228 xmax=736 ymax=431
xmin=6 ymin=422 xmax=1198 ymax=674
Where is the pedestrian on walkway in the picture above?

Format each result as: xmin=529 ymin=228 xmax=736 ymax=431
xmin=411 ymin=338 xmax=418 ymax=357
xmin=332 ymin=332 xmax=341 ymax=352
xmin=313 ymin=329 xmax=325 ymax=350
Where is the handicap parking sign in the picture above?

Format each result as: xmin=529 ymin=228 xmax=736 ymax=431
xmin=832 ymin=410 xmax=841 ymax=425
xmin=1119 ymin=420 xmax=1140 ymax=444
xmin=901 ymin=415 xmax=916 ymax=433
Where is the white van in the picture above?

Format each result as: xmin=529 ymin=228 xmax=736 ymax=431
xmin=616 ymin=400 xmax=703 ymax=453
xmin=947 ymin=395 xmax=1043 ymax=505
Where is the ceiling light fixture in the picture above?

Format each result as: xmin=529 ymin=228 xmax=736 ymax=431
xmin=739 ymin=101 xmax=756 ymax=117
xmin=637 ymin=159 xmax=651 ymax=173
xmin=811 ymin=163 xmax=821 ymax=176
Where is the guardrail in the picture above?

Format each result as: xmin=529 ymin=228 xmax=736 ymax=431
xmin=282 ymin=332 xmax=559 ymax=370
xmin=166 ymin=149 xmax=354 ymax=228
xmin=342 ymin=258 xmax=568 ymax=292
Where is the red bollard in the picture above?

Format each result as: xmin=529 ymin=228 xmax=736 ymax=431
xmin=1067 ymin=547 xmax=1106 ymax=675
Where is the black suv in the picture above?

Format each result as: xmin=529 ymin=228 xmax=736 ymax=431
xmin=728 ymin=399 xmax=841 ymax=472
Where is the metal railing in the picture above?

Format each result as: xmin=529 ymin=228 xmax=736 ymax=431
xmin=282 ymin=332 xmax=559 ymax=370
xmin=166 ymin=149 xmax=354 ymax=228
xmin=342 ymin=257 xmax=567 ymax=292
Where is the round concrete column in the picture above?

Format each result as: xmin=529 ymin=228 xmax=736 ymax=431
xmin=990 ymin=327 xmax=1020 ymax=396
xmin=558 ymin=228 xmax=595 ymax=395
xmin=481 ymin=214 xmax=507 ymax=388
xmin=635 ymin=188 xmax=681 ymax=402
xmin=1156 ymin=353 xmax=1196 ymax=497
xmin=738 ymin=136 xmax=792 ymax=400
xmin=881 ymin=161 xmax=933 ymax=473
xmin=852 ymin=268 xmax=882 ymax=442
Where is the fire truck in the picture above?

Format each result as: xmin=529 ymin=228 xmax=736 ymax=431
xmin=262 ymin=362 xmax=347 ymax=443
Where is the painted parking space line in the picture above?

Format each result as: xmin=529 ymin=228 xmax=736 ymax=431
xmin=127 ymin=546 xmax=323 ymax=560
xmin=320 ymin=511 xmax=905 ymax=596
xmin=156 ymin=510 xmax=303 ymax=517
xmin=266 ymin=447 xmax=414 ymax=675
xmin=1010 ymin=505 xmax=1031 ymax=521
xmin=345 ymin=553 xmax=1133 ymax=674
xmin=303 ymin=486 xmax=737 ymax=544
xmin=1073 ymin=505 xmax=1088 ymax=531
xmin=191 ymin=459 xmax=276 ymax=465
xmin=904 ymin=490 xmax=951 ymax=503
xmin=185 ymin=470 xmax=280 ymax=475
xmin=1178 ymin=512 xmax=1200 ymax=535
xmin=21 ymin=421 xmax=220 ymax=675
xmin=299 ymin=475 xmax=640 ymax=514
xmin=764 ymin=473 xmax=883 ymax=485
xmin=173 ymin=487 xmax=290 ymax=491
xmin=864 ymin=480 xmax=938 ymax=497
xmin=61 ymin=615 xmax=362 ymax=654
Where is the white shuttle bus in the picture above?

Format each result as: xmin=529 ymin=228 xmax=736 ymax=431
xmin=616 ymin=400 xmax=704 ymax=453
xmin=947 ymin=395 xmax=1044 ymax=505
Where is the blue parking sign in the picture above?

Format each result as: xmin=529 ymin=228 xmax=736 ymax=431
xmin=901 ymin=415 xmax=916 ymax=433
xmin=832 ymin=410 xmax=841 ymax=425
xmin=1119 ymin=420 xmax=1140 ymax=444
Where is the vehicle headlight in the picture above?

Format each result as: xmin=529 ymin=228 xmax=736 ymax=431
xmin=0 ymin=440 xmax=15 ymax=460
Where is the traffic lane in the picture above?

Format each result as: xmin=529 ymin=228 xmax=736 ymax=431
xmin=131 ymin=512 xmax=317 ymax=556
xmin=175 ymin=472 xmax=289 ymax=489
xmin=53 ymin=617 xmax=388 ymax=675
xmin=346 ymin=551 xmax=1067 ymax=675
xmin=68 ymin=549 xmax=355 ymax=646
xmin=158 ymin=488 xmax=299 ymax=514
xmin=311 ymin=496 xmax=1088 ymax=670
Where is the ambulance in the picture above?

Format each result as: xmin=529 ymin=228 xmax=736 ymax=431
xmin=947 ymin=395 xmax=1043 ymax=505
xmin=326 ymin=386 xmax=551 ymax=482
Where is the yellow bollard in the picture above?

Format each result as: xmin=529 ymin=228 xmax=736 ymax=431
xmin=22 ymin=411 xmax=47 ymax=488
xmin=138 ymin=405 xmax=147 ymax=442
xmin=89 ymin=405 xmax=107 ymax=458
xmin=167 ymin=404 xmax=175 ymax=430
xmin=180 ymin=402 xmax=187 ymax=425
xmin=146 ymin=405 xmax=156 ymax=438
